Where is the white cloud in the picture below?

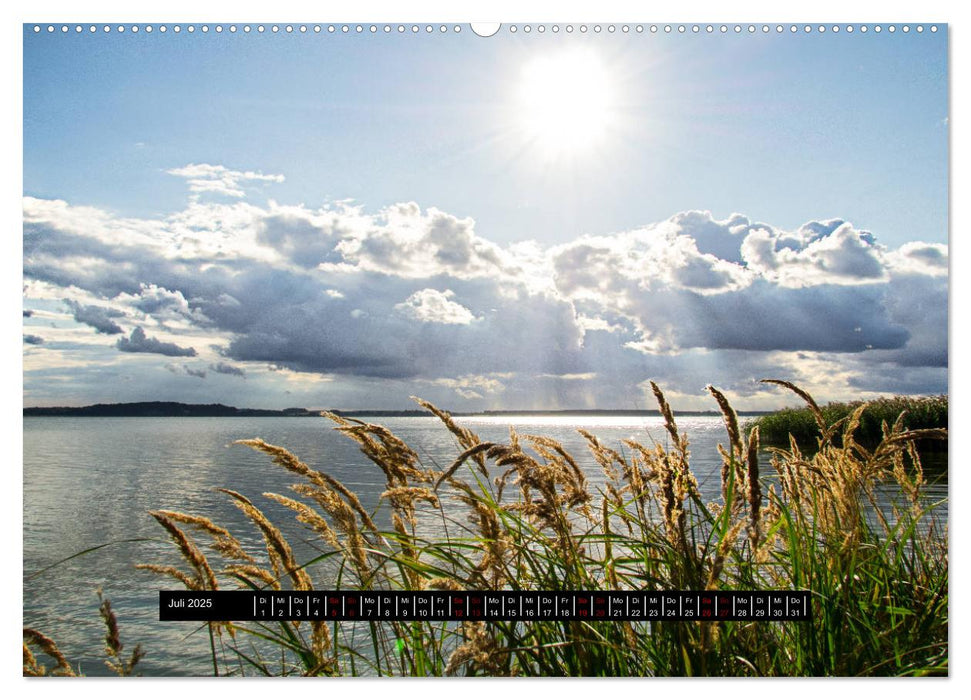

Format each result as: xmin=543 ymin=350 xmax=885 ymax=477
xmin=575 ymin=314 xmax=625 ymax=334
xmin=167 ymin=163 xmax=285 ymax=199
xmin=427 ymin=373 xmax=508 ymax=400
xmin=740 ymin=220 xmax=887 ymax=287
xmin=885 ymin=241 xmax=948 ymax=277
xmin=331 ymin=203 xmax=520 ymax=282
xmin=539 ymin=372 xmax=597 ymax=381
xmin=551 ymin=220 xmax=752 ymax=303
xmin=395 ymin=289 xmax=476 ymax=325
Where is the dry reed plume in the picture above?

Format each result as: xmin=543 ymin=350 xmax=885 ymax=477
xmin=24 ymin=592 xmax=145 ymax=677
xmin=120 ymin=380 xmax=947 ymax=677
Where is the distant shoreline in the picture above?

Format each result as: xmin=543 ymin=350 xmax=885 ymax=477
xmin=22 ymin=401 xmax=773 ymax=418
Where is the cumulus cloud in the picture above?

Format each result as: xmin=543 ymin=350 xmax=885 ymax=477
xmin=63 ymin=298 xmax=125 ymax=335
xmin=740 ymin=220 xmax=886 ymax=287
xmin=255 ymin=207 xmax=351 ymax=269
xmin=130 ymin=284 xmax=192 ymax=315
xmin=666 ymin=210 xmax=753 ymax=263
xmin=330 ymin=203 xmax=513 ymax=280
xmin=22 ymin=185 xmax=947 ymax=408
xmin=395 ymin=289 xmax=476 ymax=325
xmin=117 ymin=327 xmax=196 ymax=357
xmin=167 ymin=163 xmax=285 ymax=199
xmin=886 ymin=242 xmax=949 ymax=277
xmin=552 ymin=222 xmax=751 ymax=301
xmin=549 ymin=212 xmax=931 ymax=356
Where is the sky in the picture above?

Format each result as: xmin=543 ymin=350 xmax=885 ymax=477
xmin=21 ymin=20 xmax=949 ymax=411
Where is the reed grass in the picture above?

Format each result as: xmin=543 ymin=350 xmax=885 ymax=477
xmin=24 ymin=591 xmax=144 ymax=677
xmin=748 ymin=392 xmax=947 ymax=451
xmin=27 ymin=381 xmax=948 ymax=677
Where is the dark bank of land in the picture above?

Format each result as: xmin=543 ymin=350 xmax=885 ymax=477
xmin=23 ymin=402 xmax=319 ymax=418
xmin=24 ymin=396 xmax=947 ymax=450
xmin=23 ymin=401 xmax=774 ymax=418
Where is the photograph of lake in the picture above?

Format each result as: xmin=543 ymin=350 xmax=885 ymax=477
xmin=21 ymin=13 xmax=949 ymax=680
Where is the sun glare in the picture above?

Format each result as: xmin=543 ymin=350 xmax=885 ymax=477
xmin=518 ymin=49 xmax=616 ymax=158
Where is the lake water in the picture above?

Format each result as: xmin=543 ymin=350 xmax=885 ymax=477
xmin=22 ymin=415 xmax=947 ymax=676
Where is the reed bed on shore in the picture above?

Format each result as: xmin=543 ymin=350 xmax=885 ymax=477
xmin=24 ymin=381 xmax=948 ymax=677
xmin=748 ymin=393 xmax=947 ymax=451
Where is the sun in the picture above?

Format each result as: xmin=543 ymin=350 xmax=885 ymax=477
xmin=517 ymin=49 xmax=616 ymax=158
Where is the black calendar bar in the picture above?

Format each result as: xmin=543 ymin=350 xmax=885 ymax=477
xmin=160 ymin=590 xmax=810 ymax=622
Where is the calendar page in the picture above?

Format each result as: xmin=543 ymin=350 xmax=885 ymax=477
xmin=21 ymin=9 xmax=949 ymax=680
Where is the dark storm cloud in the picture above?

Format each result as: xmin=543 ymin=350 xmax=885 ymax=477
xmin=116 ymin=327 xmax=197 ymax=357
xmin=63 ymin=298 xmax=125 ymax=335
xmin=24 ymin=334 xmax=44 ymax=345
